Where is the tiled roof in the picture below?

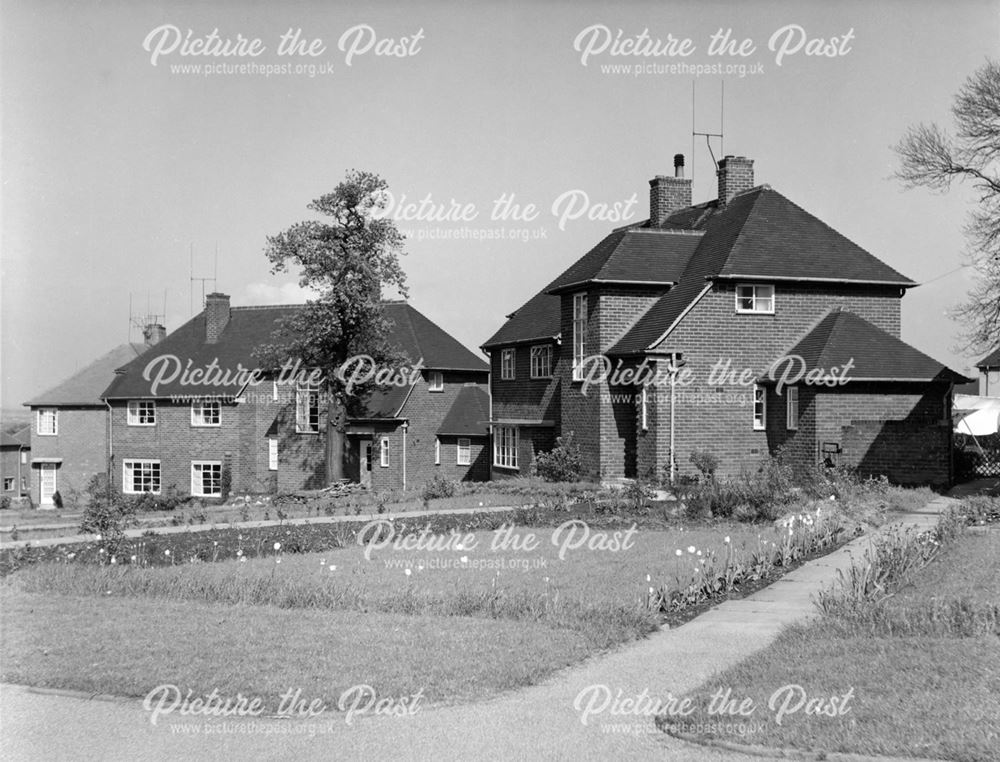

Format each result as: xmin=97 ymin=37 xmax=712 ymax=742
xmin=481 ymin=290 xmax=561 ymax=349
xmin=354 ymin=384 xmax=412 ymax=420
xmin=760 ymin=310 xmax=969 ymax=383
xmin=977 ymin=347 xmax=1000 ymax=368
xmin=26 ymin=343 xmax=149 ymax=406
xmin=0 ymin=426 xmax=30 ymax=448
xmin=611 ymin=187 xmax=915 ymax=354
xmin=102 ymin=302 xmax=487 ymax=399
xmin=545 ymin=228 xmax=701 ymax=293
xmin=437 ymin=386 xmax=490 ymax=436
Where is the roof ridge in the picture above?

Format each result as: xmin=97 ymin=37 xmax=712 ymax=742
xmin=716 ymin=186 xmax=769 ymax=275
xmin=628 ymin=228 xmax=705 ymax=237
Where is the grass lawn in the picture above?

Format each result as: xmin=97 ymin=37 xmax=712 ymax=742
xmin=668 ymin=527 xmax=1000 ymax=762
xmin=0 ymin=521 xmax=820 ymax=709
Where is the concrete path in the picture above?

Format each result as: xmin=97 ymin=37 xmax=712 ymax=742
xmin=0 ymin=497 xmax=956 ymax=761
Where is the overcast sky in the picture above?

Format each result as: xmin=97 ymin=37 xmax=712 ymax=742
xmin=2 ymin=0 xmax=997 ymax=409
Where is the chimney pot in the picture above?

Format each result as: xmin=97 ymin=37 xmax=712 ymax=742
xmin=143 ymin=323 xmax=167 ymax=346
xmin=649 ymin=153 xmax=692 ymax=226
xmin=204 ymin=292 xmax=231 ymax=343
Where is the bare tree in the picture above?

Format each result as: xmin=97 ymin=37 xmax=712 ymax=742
xmin=895 ymin=59 xmax=1000 ymax=353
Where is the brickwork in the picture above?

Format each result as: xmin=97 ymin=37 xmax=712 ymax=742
xmin=717 ymin=156 xmax=755 ymax=205
xmin=490 ymin=343 xmax=560 ymax=423
xmin=30 ymin=407 xmax=107 ymax=503
xmin=1 ymin=446 xmax=30 ymax=498
xmin=649 ymin=175 xmax=692 ymax=226
xmin=640 ymin=282 xmax=905 ymax=480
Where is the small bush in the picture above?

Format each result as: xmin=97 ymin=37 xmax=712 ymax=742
xmin=689 ymin=450 xmax=719 ymax=480
xmin=421 ymin=474 xmax=456 ymax=502
xmin=535 ymin=433 xmax=584 ymax=483
xmin=52 ymin=491 xmax=64 ymax=510
xmin=80 ymin=474 xmax=137 ymax=561
xmin=0 ymin=496 xmax=10 ymax=511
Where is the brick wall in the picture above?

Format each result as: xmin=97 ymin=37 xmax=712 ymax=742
xmin=640 ymin=282 xmax=904 ymax=480
xmin=1 ymin=447 xmax=30 ymax=497
xmin=30 ymin=407 xmax=107 ymax=503
xmin=490 ymin=342 xmax=560 ymax=423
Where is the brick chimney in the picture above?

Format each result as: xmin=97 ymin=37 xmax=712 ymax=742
xmin=204 ymin=293 xmax=230 ymax=343
xmin=716 ymin=155 xmax=754 ymax=205
xmin=648 ymin=154 xmax=692 ymax=226
xmin=142 ymin=323 xmax=167 ymax=346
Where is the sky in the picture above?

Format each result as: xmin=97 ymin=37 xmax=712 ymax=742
xmin=1 ymin=0 xmax=997 ymax=410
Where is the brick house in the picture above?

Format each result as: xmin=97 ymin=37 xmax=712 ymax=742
xmin=483 ymin=154 xmax=968 ymax=487
xmin=100 ymin=294 xmax=489 ymax=498
xmin=23 ymin=336 xmax=160 ymax=506
xmin=0 ymin=426 xmax=30 ymax=501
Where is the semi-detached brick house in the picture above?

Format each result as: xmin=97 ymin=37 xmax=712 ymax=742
xmin=483 ymin=154 xmax=970 ymax=487
xmin=100 ymin=295 xmax=489 ymax=498
xmin=0 ymin=426 xmax=31 ymax=502
xmin=23 ymin=334 xmax=160 ymax=506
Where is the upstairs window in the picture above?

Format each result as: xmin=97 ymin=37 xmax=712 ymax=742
xmin=191 ymin=400 xmax=221 ymax=427
xmin=127 ymin=400 xmax=156 ymax=426
xmin=500 ymin=348 xmax=515 ymax=380
xmin=530 ymin=345 xmax=552 ymax=379
xmin=572 ymin=293 xmax=588 ymax=381
xmin=736 ymin=284 xmax=775 ymax=314
xmin=428 ymin=371 xmax=444 ymax=392
xmin=786 ymin=386 xmax=799 ymax=430
xmin=296 ymin=384 xmax=321 ymax=433
xmin=37 ymin=409 xmax=57 ymax=436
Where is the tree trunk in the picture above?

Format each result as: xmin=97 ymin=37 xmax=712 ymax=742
xmin=326 ymin=387 xmax=346 ymax=485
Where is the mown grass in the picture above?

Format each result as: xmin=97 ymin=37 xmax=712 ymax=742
xmin=0 ymin=591 xmax=593 ymax=709
xmin=667 ymin=515 xmax=1000 ymax=761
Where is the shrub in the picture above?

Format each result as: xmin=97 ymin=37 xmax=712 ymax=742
xmin=688 ymin=449 xmax=719 ymax=480
xmin=535 ymin=433 xmax=584 ymax=482
xmin=421 ymin=474 xmax=456 ymax=502
xmin=80 ymin=474 xmax=137 ymax=561
xmin=0 ymin=496 xmax=9 ymax=511
xmin=52 ymin=491 xmax=64 ymax=510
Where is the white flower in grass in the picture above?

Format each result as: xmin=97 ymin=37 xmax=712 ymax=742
xmin=98 ymin=548 xmax=105 ymax=554
xmin=696 ymin=550 xmax=702 ymax=557
xmin=236 ymin=549 xmax=243 ymax=557
xmin=699 ymin=559 xmax=705 ymax=565
xmin=404 ymin=569 xmax=412 ymax=577
xmin=273 ymin=542 xmax=281 ymax=551
xmin=687 ymin=546 xmax=696 ymax=554
xmin=724 ymin=536 xmax=730 ymax=544
xmin=329 ymin=565 xmax=336 ymax=572
xmin=240 ymin=556 xmax=247 ymax=563
xmin=164 ymin=549 xmax=170 ymax=556
xmin=675 ymin=549 xmax=683 ymax=557
xmin=646 ymin=574 xmax=651 ymax=582
xmin=320 ymin=559 xmax=326 ymax=565
xmin=213 ymin=541 xmax=218 ymax=546
xmin=130 ymin=555 xmax=137 ymax=562
xmin=96 ymin=534 xmax=102 ymax=541
xmin=649 ymin=587 xmax=655 ymax=595
xmin=110 ymin=557 xmax=116 ymax=564
xmin=275 ymin=557 xmax=282 ymax=564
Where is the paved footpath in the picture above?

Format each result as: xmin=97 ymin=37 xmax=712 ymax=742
xmin=0 ymin=497 xmax=956 ymax=762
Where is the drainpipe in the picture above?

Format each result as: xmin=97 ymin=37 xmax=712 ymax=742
xmin=105 ymin=400 xmax=114 ymax=490
xmin=401 ymin=421 xmax=408 ymax=491
xmin=669 ymin=357 xmax=677 ymax=485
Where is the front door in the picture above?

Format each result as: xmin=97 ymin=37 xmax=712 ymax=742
xmin=360 ymin=441 xmax=372 ymax=488
xmin=39 ymin=463 xmax=57 ymax=506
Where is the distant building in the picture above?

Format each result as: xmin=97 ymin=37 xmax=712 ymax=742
xmin=977 ymin=347 xmax=1000 ymax=397
xmin=23 ymin=331 xmax=162 ymax=506
xmin=0 ymin=426 xmax=30 ymax=501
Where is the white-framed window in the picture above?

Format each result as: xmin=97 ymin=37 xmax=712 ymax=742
xmin=640 ymin=386 xmax=649 ymax=432
xmin=20 ymin=451 xmax=27 ymax=464
xmin=127 ymin=400 xmax=156 ymax=426
xmin=123 ymin=459 xmax=161 ymax=495
xmin=272 ymin=379 xmax=279 ymax=402
xmin=191 ymin=461 xmax=223 ymax=497
xmin=36 ymin=409 xmax=57 ymax=436
xmin=268 ymin=437 xmax=278 ymax=471
xmin=500 ymin=348 xmax=515 ymax=380
xmin=753 ymin=384 xmax=766 ymax=430
xmin=380 ymin=437 xmax=389 ymax=467
xmin=457 ymin=438 xmax=471 ymax=466
xmin=530 ymin=345 xmax=552 ymax=378
xmin=434 ymin=437 xmax=441 ymax=465
xmin=3 ymin=478 xmax=13 ymax=491
xmin=191 ymin=399 xmax=221 ymax=427
xmin=736 ymin=284 xmax=775 ymax=314
xmin=786 ymin=386 xmax=799 ymax=430
xmin=493 ymin=425 xmax=518 ymax=469
xmin=296 ymin=384 xmax=320 ymax=433
xmin=573 ymin=293 xmax=588 ymax=381
xmin=428 ymin=371 xmax=444 ymax=392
